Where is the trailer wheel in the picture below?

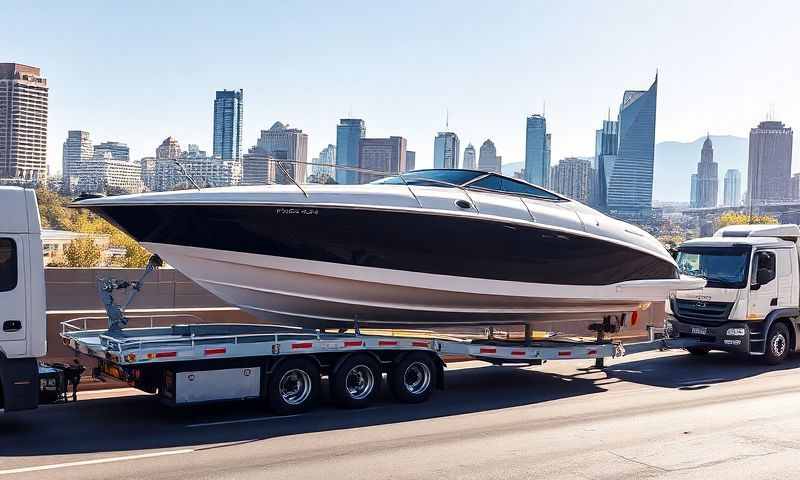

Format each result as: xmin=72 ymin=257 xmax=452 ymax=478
xmin=267 ymin=358 xmax=320 ymax=415
xmin=390 ymin=352 xmax=435 ymax=403
xmin=331 ymin=354 xmax=380 ymax=409
xmin=686 ymin=346 xmax=711 ymax=355
xmin=763 ymin=322 xmax=790 ymax=365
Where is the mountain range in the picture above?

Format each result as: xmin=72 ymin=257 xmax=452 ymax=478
xmin=501 ymin=135 xmax=749 ymax=203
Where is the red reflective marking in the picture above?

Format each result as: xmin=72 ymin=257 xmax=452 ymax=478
xmin=558 ymin=351 xmax=571 ymax=357
xmin=379 ymin=340 xmax=398 ymax=346
xmin=587 ymin=350 xmax=597 ymax=356
xmin=511 ymin=351 xmax=525 ymax=356
xmin=631 ymin=310 xmax=639 ymax=326
xmin=412 ymin=341 xmax=429 ymax=347
xmin=155 ymin=351 xmax=177 ymax=358
xmin=292 ymin=342 xmax=313 ymax=349
xmin=204 ymin=348 xmax=226 ymax=355
xmin=479 ymin=347 xmax=497 ymax=354
xmin=344 ymin=341 xmax=363 ymax=347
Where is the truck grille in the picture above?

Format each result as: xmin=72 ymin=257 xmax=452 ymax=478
xmin=672 ymin=299 xmax=734 ymax=324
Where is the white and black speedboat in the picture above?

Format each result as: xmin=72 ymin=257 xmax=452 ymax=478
xmin=72 ymin=169 xmax=704 ymax=329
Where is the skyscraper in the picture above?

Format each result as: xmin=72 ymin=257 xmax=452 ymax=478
xmin=724 ymin=169 xmax=742 ymax=207
xmin=747 ymin=120 xmax=793 ymax=206
xmin=463 ymin=144 xmax=476 ymax=170
xmin=312 ymin=144 xmax=336 ymax=178
xmin=405 ymin=151 xmax=416 ymax=171
xmin=606 ymin=76 xmax=658 ymax=214
xmin=690 ymin=174 xmax=699 ymax=208
xmin=62 ymin=130 xmax=93 ymax=192
xmin=252 ymin=121 xmax=309 ymax=183
xmin=94 ymin=141 xmax=130 ymax=161
xmin=549 ymin=157 xmax=592 ymax=203
xmin=793 ymin=174 xmax=800 ymax=201
xmin=0 ymin=63 xmax=48 ymax=182
xmin=433 ymin=132 xmax=460 ymax=169
xmin=593 ymin=119 xmax=618 ymax=209
xmin=524 ymin=114 xmax=549 ymax=186
xmin=336 ymin=118 xmax=365 ymax=184
xmin=695 ymin=135 xmax=718 ymax=208
xmin=358 ymin=136 xmax=406 ymax=183
xmin=478 ymin=139 xmax=500 ymax=173
xmin=156 ymin=137 xmax=182 ymax=160
xmin=213 ymin=89 xmax=243 ymax=160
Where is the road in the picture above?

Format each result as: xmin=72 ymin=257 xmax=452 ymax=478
xmin=4 ymin=350 xmax=800 ymax=479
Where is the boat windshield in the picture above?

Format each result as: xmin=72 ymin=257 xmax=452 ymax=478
xmin=371 ymin=169 xmax=486 ymax=187
xmin=675 ymin=246 xmax=751 ymax=288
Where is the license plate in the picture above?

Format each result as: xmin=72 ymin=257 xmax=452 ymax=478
xmin=691 ymin=327 xmax=708 ymax=335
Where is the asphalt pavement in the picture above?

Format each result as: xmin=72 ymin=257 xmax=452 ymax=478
xmin=3 ymin=350 xmax=800 ymax=479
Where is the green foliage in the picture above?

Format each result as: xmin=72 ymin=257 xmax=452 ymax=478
xmin=63 ymin=238 xmax=103 ymax=267
xmin=37 ymin=188 xmax=152 ymax=268
xmin=716 ymin=211 xmax=779 ymax=229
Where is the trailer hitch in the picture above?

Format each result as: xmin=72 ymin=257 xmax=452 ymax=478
xmin=97 ymin=255 xmax=163 ymax=334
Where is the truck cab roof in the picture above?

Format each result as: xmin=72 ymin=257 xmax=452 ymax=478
xmin=0 ymin=186 xmax=41 ymax=234
xmin=680 ymin=236 xmax=795 ymax=249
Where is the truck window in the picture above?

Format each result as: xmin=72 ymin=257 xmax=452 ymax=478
xmin=0 ymin=238 xmax=17 ymax=292
xmin=754 ymin=251 xmax=776 ymax=286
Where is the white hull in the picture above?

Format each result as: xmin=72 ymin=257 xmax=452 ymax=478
xmin=145 ymin=243 xmax=702 ymax=329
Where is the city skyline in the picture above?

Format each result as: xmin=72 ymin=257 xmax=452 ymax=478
xmin=6 ymin=2 xmax=798 ymax=183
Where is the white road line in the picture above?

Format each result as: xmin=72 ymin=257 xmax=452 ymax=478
xmin=187 ymin=414 xmax=303 ymax=428
xmin=0 ymin=449 xmax=194 ymax=476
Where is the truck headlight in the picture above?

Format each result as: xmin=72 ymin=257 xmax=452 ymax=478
xmin=726 ymin=328 xmax=746 ymax=336
xmin=669 ymin=291 xmax=676 ymax=300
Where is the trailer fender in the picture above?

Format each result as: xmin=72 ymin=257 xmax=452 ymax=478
xmin=759 ymin=308 xmax=800 ymax=353
xmin=330 ymin=351 xmax=382 ymax=378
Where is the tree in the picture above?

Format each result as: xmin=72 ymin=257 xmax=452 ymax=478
xmin=715 ymin=211 xmax=778 ymax=229
xmin=63 ymin=238 xmax=103 ymax=267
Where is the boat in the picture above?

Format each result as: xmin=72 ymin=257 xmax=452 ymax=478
xmin=71 ymin=168 xmax=704 ymax=330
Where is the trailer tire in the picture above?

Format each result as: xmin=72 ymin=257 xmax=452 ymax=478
xmin=686 ymin=346 xmax=711 ymax=355
xmin=763 ymin=322 xmax=790 ymax=365
xmin=390 ymin=352 xmax=436 ymax=404
xmin=267 ymin=358 xmax=320 ymax=415
xmin=331 ymin=354 xmax=380 ymax=409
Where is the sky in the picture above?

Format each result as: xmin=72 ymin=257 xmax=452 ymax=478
xmin=6 ymin=0 xmax=800 ymax=198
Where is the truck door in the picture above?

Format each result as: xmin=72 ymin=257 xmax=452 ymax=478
xmin=748 ymin=250 xmax=778 ymax=320
xmin=0 ymin=236 xmax=26 ymax=343
xmin=775 ymin=249 xmax=794 ymax=308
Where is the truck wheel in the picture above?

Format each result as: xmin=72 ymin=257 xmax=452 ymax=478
xmin=267 ymin=358 xmax=320 ymax=415
xmin=390 ymin=352 xmax=436 ymax=403
xmin=331 ymin=354 xmax=380 ymax=409
xmin=686 ymin=346 xmax=711 ymax=355
xmin=763 ymin=323 xmax=790 ymax=365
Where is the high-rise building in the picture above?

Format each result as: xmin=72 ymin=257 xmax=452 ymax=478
xmin=690 ymin=174 xmax=699 ymax=208
xmin=593 ymin=119 xmax=618 ymax=209
xmin=336 ymin=118 xmax=365 ymax=184
xmin=145 ymin=146 xmax=241 ymax=192
xmin=463 ymin=144 xmax=476 ymax=170
xmin=793 ymin=174 xmax=800 ymax=201
xmin=75 ymin=151 xmax=143 ymax=194
xmin=723 ymin=169 xmax=742 ymax=207
xmin=550 ymin=157 xmax=593 ymax=203
xmin=311 ymin=144 xmax=336 ymax=179
xmin=405 ymin=151 xmax=416 ymax=171
xmin=94 ymin=141 xmax=130 ymax=161
xmin=213 ymin=89 xmax=243 ymax=160
xmin=358 ymin=136 xmax=406 ymax=183
xmin=747 ymin=120 xmax=793 ymax=206
xmin=241 ymin=151 xmax=275 ymax=186
xmin=156 ymin=137 xmax=182 ymax=160
xmin=0 ymin=63 xmax=48 ymax=182
xmin=251 ymin=121 xmax=309 ymax=183
xmin=62 ymin=130 xmax=93 ymax=192
xmin=524 ymin=114 xmax=549 ymax=186
xmin=695 ymin=135 xmax=718 ymax=208
xmin=478 ymin=139 xmax=500 ymax=173
xmin=606 ymin=76 xmax=658 ymax=215
xmin=433 ymin=132 xmax=459 ymax=169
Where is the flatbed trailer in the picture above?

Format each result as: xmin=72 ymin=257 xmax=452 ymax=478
xmin=60 ymin=314 xmax=700 ymax=414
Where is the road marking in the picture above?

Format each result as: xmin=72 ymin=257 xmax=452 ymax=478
xmin=187 ymin=414 xmax=303 ymax=428
xmin=0 ymin=449 xmax=194 ymax=476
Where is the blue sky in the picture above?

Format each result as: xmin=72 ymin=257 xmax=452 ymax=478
xmin=6 ymin=0 xmax=799 ymax=195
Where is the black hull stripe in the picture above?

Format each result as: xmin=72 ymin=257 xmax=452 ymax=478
xmin=88 ymin=205 xmax=678 ymax=286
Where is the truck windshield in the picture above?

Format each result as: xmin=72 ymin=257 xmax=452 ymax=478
xmin=675 ymin=246 xmax=751 ymax=289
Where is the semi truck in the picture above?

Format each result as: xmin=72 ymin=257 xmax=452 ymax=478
xmin=669 ymin=224 xmax=800 ymax=364
xmin=3 ymin=186 xmax=700 ymax=415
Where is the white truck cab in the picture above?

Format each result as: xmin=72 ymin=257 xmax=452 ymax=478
xmin=668 ymin=224 xmax=800 ymax=364
xmin=0 ymin=186 xmax=47 ymax=412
